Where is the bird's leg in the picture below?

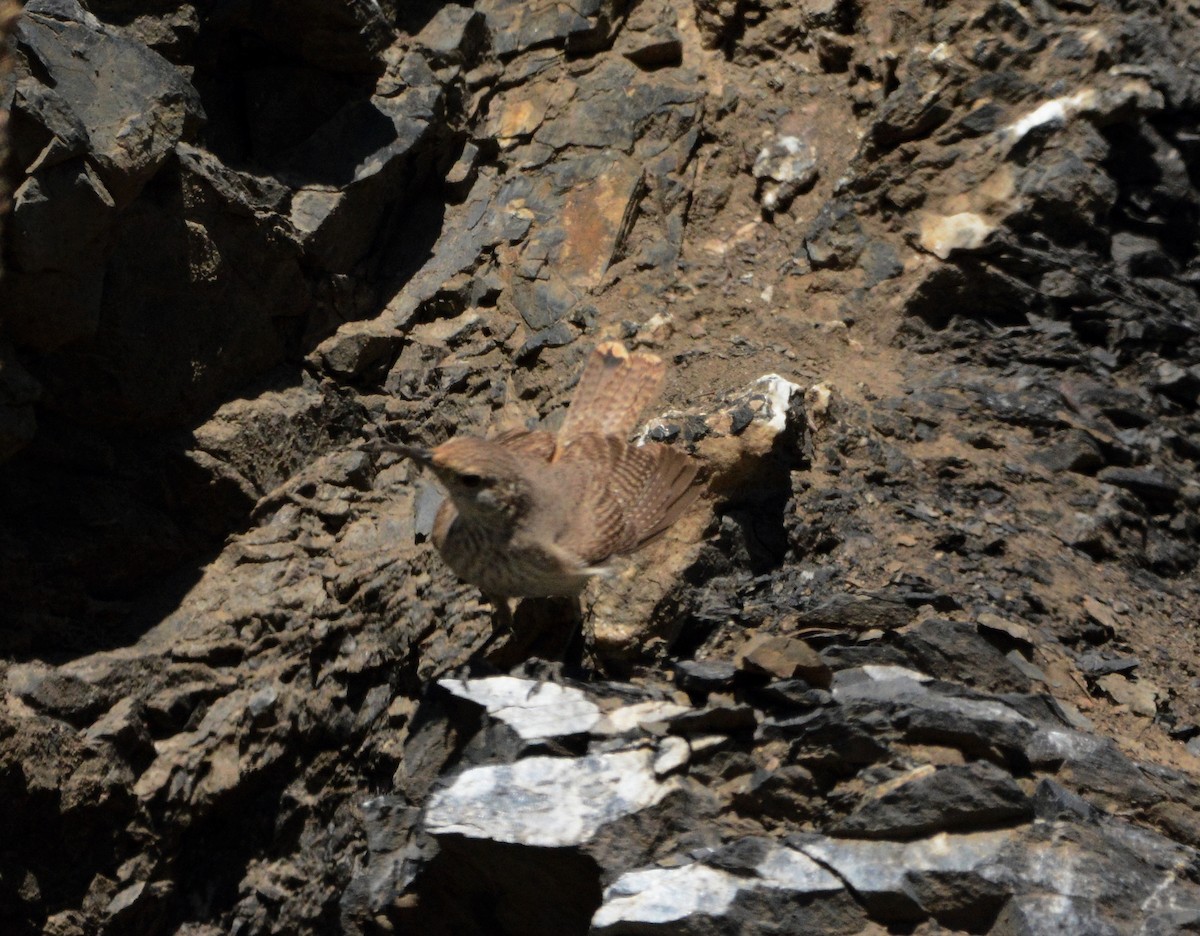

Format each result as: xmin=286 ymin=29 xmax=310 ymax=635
xmin=472 ymin=594 xmax=513 ymax=660
xmin=488 ymin=595 xmax=514 ymax=633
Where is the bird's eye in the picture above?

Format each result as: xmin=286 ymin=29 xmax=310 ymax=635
xmin=459 ymin=473 xmax=484 ymax=488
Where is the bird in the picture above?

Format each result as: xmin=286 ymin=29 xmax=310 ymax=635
xmin=382 ymin=341 xmax=700 ymax=611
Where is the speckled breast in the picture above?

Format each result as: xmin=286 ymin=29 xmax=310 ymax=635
xmin=437 ymin=514 xmax=590 ymax=599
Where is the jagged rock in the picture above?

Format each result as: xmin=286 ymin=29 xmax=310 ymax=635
xmin=869 ymin=54 xmax=953 ymax=150
xmin=792 ymin=817 xmax=1200 ymax=931
xmin=735 ymin=633 xmax=831 ymax=686
xmin=804 ymin=198 xmax=864 ymax=269
xmin=3 ymin=0 xmax=203 ymax=351
xmin=975 ymin=613 xmax=1034 ymax=652
xmin=1096 ymin=466 xmax=1181 ymax=509
xmin=892 ymin=618 xmax=1033 ymax=694
xmin=1025 ymin=727 xmax=1162 ymax=808
xmin=1031 ymin=429 xmax=1106 ymax=474
xmin=1076 ymin=651 xmax=1139 ymax=677
xmin=673 ymin=659 xmax=738 ymax=695
xmin=416 ymin=5 xmax=488 ymax=67
xmin=834 ymin=761 xmax=1033 ymax=839
xmin=615 ymin=0 xmax=683 ymax=70
xmin=478 ymin=0 xmax=623 ymax=57
xmin=664 ymin=701 xmax=757 ymax=735
xmin=13 ymin=0 xmax=203 ymax=206
xmin=859 ymin=239 xmax=905 ymax=286
xmin=339 ymin=797 xmax=430 ymax=930
xmin=4 ymin=1 xmax=1200 ymax=934
xmin=791 ymin=593 xmax=918 ymax=633
xmin=283 ymin=76 xmax=445 ymax=272
xmin=832 ymin=666 xmax=1040 ymax=756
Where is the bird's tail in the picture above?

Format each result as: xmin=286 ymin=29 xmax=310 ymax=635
xmin=556 ymin=341 xmax=666 ymax=451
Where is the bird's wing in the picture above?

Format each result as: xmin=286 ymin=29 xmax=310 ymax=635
xmin=492 ymin=428 xmax=558 ymax=462
xmin=556 ymin=342 xmax=666 ymax=454
xmin=553 ymin=433 xmax=700 ymax=565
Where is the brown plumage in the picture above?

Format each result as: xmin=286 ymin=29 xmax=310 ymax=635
xmin=406 ymin=341 xmax=700 ymax=601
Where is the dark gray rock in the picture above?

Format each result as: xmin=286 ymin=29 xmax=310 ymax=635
xmin=3 ymin=158 xmax=113 ymax=348
xmin=415 ymin=5 xmax=488 ymax=67
xmin=892 ymin=618 xmax=1033 ymax=694
xmin=834 ymin=761 xmax=1034 ymax=839
xmin=1010 ymin=123 xmax=1118 ymax=243
xmin=859 ymin=239 xmax=904 ymax=286
xmin=674 ymin=659 xmax=738 ymax=694
xmin=788 ymin=829 xmax=1013 ymax=924
xmin=1111 ymin=231 xmax=1175 ymax=277
xmin=666 ymin=702 xmax=758 ymax=736
xmin=833 ymin=668 xmax=1040 ymax=757
xmin=1032 ymin=778 xmax=1104 ymax=823
xmin=15 ymin=0 xmax=203 ymax=206
xmin=1076 ymin=651 xmax=1140 ymax=677
xmin=339 ymin=798 xmax=431 ymax=930
xmin=869 ymin=58 xmax=953 ymax=150
xmin=1025 ymin=727 xmax=1163 ymax=807
xmin=1152 ymin=360 xmax=1200 ymax=407
xmin=991 ymin=894 xmax=1124 ymax=936
xmin=805 ymin=198 xmax=865 ymax=270
xmin=1060 ymin=377 xmax=1153 ymax=429
xmin=282 ymin=83 xmax=444 ymax=272
xmin=480 ymin=0 xmax=622 ymax=56
xmin=620 ymin=28 xmax=682 ymax=71
xmin=791 ymin=593 xmax=917 ymax=633
xmin=1031 ymin=429 xmax=1105 ymax=474
xmin=1097 ymin=466 xmax=1181 ymax=508
xmin=533 ymin=60 xmax=703 ymax=153
xmin=954 ymin=100 xmax=1003 ymax=137
xmin=517 ymin=320 xmax=580 ymax=359
xmin=8 ymin=76 xmax=89 ymax=169
xmin=762 ymin=704 xmax=890 ymax=769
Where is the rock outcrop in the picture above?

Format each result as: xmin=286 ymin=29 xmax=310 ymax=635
xmin=2 ymin=0 xmax=1200 ymax=933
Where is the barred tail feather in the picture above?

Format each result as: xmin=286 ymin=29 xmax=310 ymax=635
xmin=557 ymin=341 xmax=666 ymax=449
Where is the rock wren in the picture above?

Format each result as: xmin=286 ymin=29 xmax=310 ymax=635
xmin=389 ymin=341 xmax=700 ymax=605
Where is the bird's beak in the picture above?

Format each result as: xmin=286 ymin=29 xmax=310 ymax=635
xmin=369 ymin=440 xmax=433 ymax=465
xmin=395 ymin=444 xmax=433 ymax=465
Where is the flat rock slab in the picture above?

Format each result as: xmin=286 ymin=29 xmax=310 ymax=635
xmin=592 ymin=841 xmax=853 ymax=933
xmin=424 ymin=748 xmax=680 ymax=847
xmin=440 ymin=675 xmax=602 ymax=739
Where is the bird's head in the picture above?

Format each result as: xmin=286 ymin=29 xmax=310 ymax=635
xmin=405 ymin=437 xmax=531 ymax=524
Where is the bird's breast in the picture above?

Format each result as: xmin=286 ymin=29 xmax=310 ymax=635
xmin=435 ymin=507 xmax=591 ymax=598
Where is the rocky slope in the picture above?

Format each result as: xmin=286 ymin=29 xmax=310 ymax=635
xmin=2 ymin=0 xmax=1200 ymax=933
